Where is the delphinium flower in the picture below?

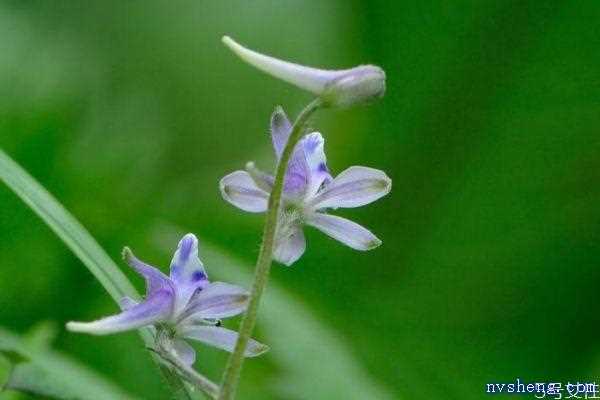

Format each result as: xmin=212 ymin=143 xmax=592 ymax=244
xmin=66 ymin=233 xmax=268 ymax=365
xmin=219 ymin=108 xmax=392 ymax=266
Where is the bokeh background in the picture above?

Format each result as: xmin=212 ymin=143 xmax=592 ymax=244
xmin=1 ymin=1 xmax=600 ymax=399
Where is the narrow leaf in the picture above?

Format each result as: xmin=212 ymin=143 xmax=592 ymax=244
xmin=0 ymin=149 xmax=136 ymax=302
xmin=0 ymin=353 xmax=11 ymax=389
xmin=0 ymin=149 xmax=197 ymax=400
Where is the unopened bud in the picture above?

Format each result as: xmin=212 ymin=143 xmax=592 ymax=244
xmin=222 ymin=36 xmax=386 ymax=108
xmin=320 ymin=65 xmax=385 ymax=107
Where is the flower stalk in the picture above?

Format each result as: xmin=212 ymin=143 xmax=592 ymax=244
xmin=155 ymin=337 xmax=220 ymax=399
xmin=218 ymin=98 xmax=322 ymax=400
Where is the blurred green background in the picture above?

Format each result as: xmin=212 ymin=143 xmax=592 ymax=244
xmin=1 ymin=1 xmax=600 ymax=399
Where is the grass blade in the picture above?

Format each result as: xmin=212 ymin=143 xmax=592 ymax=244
xmin=0 ymin=149 xmax=197 ymax=400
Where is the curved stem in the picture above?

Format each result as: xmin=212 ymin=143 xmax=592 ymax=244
xmin=218 ymin=98 xmax=322 ymax=400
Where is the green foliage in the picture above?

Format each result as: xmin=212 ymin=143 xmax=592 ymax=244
xmin=0 ymin=150 xmax=137 ymax=303
xmin=0 ymin=326 xmax=136 ymax=399
xmin=0 ymin=145 xmax=392 ymax=398
xmin=0 ymin=354 xmax=10 ymax=390
xmin=0 ymin=149 xmax=198 ymax=400
xmin=1 ymin=1 xmax=599 ymax=399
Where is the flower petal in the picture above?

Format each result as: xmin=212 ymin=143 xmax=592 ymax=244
xmin=122 ymin=247 xmax=170 ymax=295
xmin=220 ymin=170 xmax=269 ymax=213
xmin=169 ymin=234 xmax=210 ymax=314
xmin=118 ymin=296 xmax=138 ymax=311
xmin=270 ymin=106 xmax=292 ymax=160
xmin=284 ymin=132 xmax=331 ymax=198
xmin=180 ymin=282 xmax=249 ymax=321
xmin=310 ymin=166 xmax=391 ymax=209
xmin=245 ymin=162 xmax=273 ymax=192
xmin=306 ymin=213 xmax=381 ymax=251
xmin=171 ymin=338 xmax=196 ymax=366
xmin=300 ymin=132 xmax=332 ymax=198
xmin=273 ymin=227 xmax=306 ymax=266
xmin=169 ymin=234 xmax=208 ymax=285
xmin=284 ymin=144 xmax=310 ymax=195
xmin=180 ymin=326 xmax=268 ymax=357
xmin=66 ymin=289 xmax=174 ymax=335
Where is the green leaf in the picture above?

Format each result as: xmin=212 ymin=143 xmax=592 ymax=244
xmin=23 ymin=321 xmax=58 ymax=351
xmin=0 ymin=150 xmax=197 ymax=400
xmin=0 ymin=327 xmax=137 ymax=400
xmin=0 ymin=353 xmax=11 ymax=389
xmin=7 ymin=362 xmax=80 ymax=399
xmin=0 ymin=149 xmax=137 ymax=303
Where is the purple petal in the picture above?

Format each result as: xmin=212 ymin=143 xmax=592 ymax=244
xmin=301 ymin=132 xmax=332 ymax=198
xmin=122 ymin=247 xmax=170 ymax=295
xmin=169 ymin=234 xmax=208 ymax=286
xmin=220 ymin=170 xmax=269 ymax=212
xmin=309 ymin=166 xmax=391 ymax=210
xmin=283 ymin=142 xmax=310 ymax=195
xmin=273 ymin=227 xmax=306 ymax=266
xmin=118 ymin=296 xmax=138 ymax=311
xmin=306 ymin=213 xmax=381 ymax=251
xmin=171 ymin=338 xmax=196 ymax=366
xmin=180 ymin=325 xmax=268 ymax=357
xmin=283 ymin=132 xmax=331 ymax=198
xmin=180 ymin=282 xmax=249 ymax=322
xmin=169 ymin=234 xmax=210 ymax=315
xmin=270 ymin=107 xmax=292 ymax=160
xmin=66 ymin=289 xmax=174 ymax=335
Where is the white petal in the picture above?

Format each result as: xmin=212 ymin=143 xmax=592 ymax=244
xmin=181 ymin=282 xmax=249 ymax=321
xmin=310 ymin=166 xmax=391 ymax=209
xmin=180 ymin=326 xmax=268 ymax=357
xmin=171 ymin=338 xmax=196 ymax=366
xmin=273 ymin=227 xmax=306 ymax=266
xmin=222 ymin=36 xmax=340 ymax=95
xmin=307 ymin=213 xmax=381 ymax=251
xmin=220 ymin=170 xmax=269 ymax=213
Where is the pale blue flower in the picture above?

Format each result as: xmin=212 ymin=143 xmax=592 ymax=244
xmin=220 ymin=108 xmax=392 ymax=266
xmin=66 ymin=234 xmax=268 ymax=365
xmin=222 ymin=36 xmax=386 ymax=108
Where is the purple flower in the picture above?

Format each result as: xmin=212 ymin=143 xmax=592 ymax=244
xmin=66 ymin=234 xmax=268 ymax=365
xmin=220 ymin=108 xmax=392 ymax=266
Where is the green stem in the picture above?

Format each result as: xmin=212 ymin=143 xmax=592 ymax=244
xmin=156 ymin=344 xmax=220 ymax=400
xmin=218 ymin=98 xmax=322 ymax=400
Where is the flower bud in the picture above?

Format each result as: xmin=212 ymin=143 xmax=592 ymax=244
xmin=222 ymin=36 xmax=385 ymax=107
xmin=320 ymin=65 xmax=385 ymax=107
